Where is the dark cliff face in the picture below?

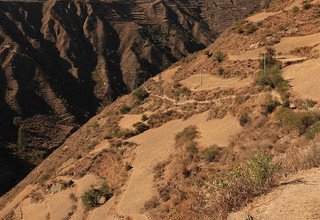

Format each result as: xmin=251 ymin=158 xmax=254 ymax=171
xmin=0 ymin=0 xmax=269 ymax=195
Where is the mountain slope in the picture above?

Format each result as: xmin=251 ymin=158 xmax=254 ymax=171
xmin=0 ymin=0 xmax=270 ymax=195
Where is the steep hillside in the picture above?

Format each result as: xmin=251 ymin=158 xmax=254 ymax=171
xmin=2 ymin=0 xmax=320 ymax=218
xmin=0 ymin=0 xmax=270 ymax=195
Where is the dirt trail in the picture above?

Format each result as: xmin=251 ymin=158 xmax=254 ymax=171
xmin=114 ymin=112 xmax=241 ymax=219
xmin=180 ymin=74 xmax=252 ymax=91
xmin=229 ymin=168 xmax=320 ymax=220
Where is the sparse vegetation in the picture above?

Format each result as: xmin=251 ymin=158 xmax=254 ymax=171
xmin=132 ymin=87 xmax=149 ymax=102
xmin=292 ymin=5 xmax=299 ymax=12
xmin=233 ymin=22 xmax=258 ymax=35
xmin=81 ymin=184 xmax=112 ymax=210
xmin=202 ymin=145 xmax=219 ymax=163
xmin=175 ymin=126 xmax=199 ymax=147
xmin=141 ymin=114 xmax=149 ymax=121
xmin=303 ymin=1 xmax=312 ymax=10
xmin=120 ymin=105 xmax=131 ymax=114
xmin=261 ymin=96 xmax=281 ymax=115
xmin=214 ymin=51 xmax=226 ymax=63
xmin=133 ymin=122 xmax=149 ymax=134
xmin=239 ymin=112 xmax=250 ymax=126
xmin=276 ymin=108 xmax=320 ymax=135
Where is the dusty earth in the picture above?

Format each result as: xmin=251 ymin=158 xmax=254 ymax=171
xmin=2 ymin=0 xmax=320 ymax=220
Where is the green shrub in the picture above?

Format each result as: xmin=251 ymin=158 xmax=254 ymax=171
xmin=276 ymin=108 xmax=320 ymax=135
xmin=17 ymin=127 xmax=28 ymax=148
xmin=186 ymin=141 xmax=199 ymax=154
xmin=81 ymin=184 xmax=111 ymax=210
xmin=115 ymin=129 xmax=136 ymax=139
xmin=248 ymin=152 xmax=274 ymax=186
xmin=124 ymin=163 xmax=133 ymax=171
xmin=175 ymin=126 xmax=199 ymax=147
xmin=259 ymin=48 xmax=277 ymax=70
xmin=133 ymin=122 xmax=149 ymax=134
xmin=233 ymin=22 xmax=258 ymax=35
xmin=239 ymin=112 xmax=250 ymax=126
xmin=132 ymin=88 xmax=149 ymax=102
xmin=304 ymin=122 xmax=320 ymax=139
xmin=214 ymin=51 xmax=226 ymax=63
xmin=202 ymin=145 xmax=219 ymax=163
xmin=119 ymin=105 xmax=131 ymax=114
xmin=292 ymin=6 xmax=299 ymax=12
xmin=173 ymin=86 xmax=191 ymax=100
xmin=256 ymin=65 xmax=288 ymax=94
xmin=262 ymin=97 xmax=281 ymax=115
xmin=141 ymin=114 xmax=149 ymax=121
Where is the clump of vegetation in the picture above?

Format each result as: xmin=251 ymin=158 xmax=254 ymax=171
xmin=186 ymin=141 xmax=199 ymax=154
xmin=276 ymin=108 xmax=320 ymax=136
xmin=175 ymin=126 xmax=199 ymax=147
xmin=292 ymin=5 xmax=299 ymax=12
xmin=214 ymin=51 xmax=226 ymax=63
xmin=173 ymin=85 xmax=190 ymax=101
xmin=239 ymin=112 xmax=250 ymax=126
xmin=81 ymin=184 xmax=112 ymax=210
xmin=256 ymin=49 xmax=288 ymax=96
xmin=133 ymin=122 xmax=150 ymax=134
xmin=261 ymin=96 xmax=281 ymax=115
xmin=202 ymin=145 xmax=219 ymax=163
xmin=217 ymin=67 xmax=226 ymax=76
xmin=305 ymin=99 xmax=317 ymax=108
xmin=233 ymin=22 xmax=258 ymax=35
xmin=132 ymin=87 xmax=149 ymax=102
xmin=141 ymin=114 xmax=149 ymax=121
xmin=124 ymin=163 xmax=133 ymax=171
xmin=145 ymin=196 xmax=160 ymax=210
xmin=247 ymin=152 xmax=275 ymax=186
xmin=115 ymin=128 xmax=136 ymax=139
xmin=119 ymin=105 xmax=131 ymax=114
xmin=303 ymin=1 xmax=312 ymax=10
xmin=259 ymin=47 xmax=278 ymax=70
xmin=213 ymin=152 xmax=275 ymax=217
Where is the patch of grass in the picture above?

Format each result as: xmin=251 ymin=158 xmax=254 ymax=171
xmin=81 ymin=184 xmax=112 ymax=210
xmin=304 ymin=121 xmax=320 ymax=139
xmin=202 ymin=145 xmax=219 ymax=163
xmin=247 ymin=152 xmax=275 ymax=186
xmin=175 ymin=126 xmax=199 ymax=147
xmin=276 ymin=108 xmax=320 ymax=135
